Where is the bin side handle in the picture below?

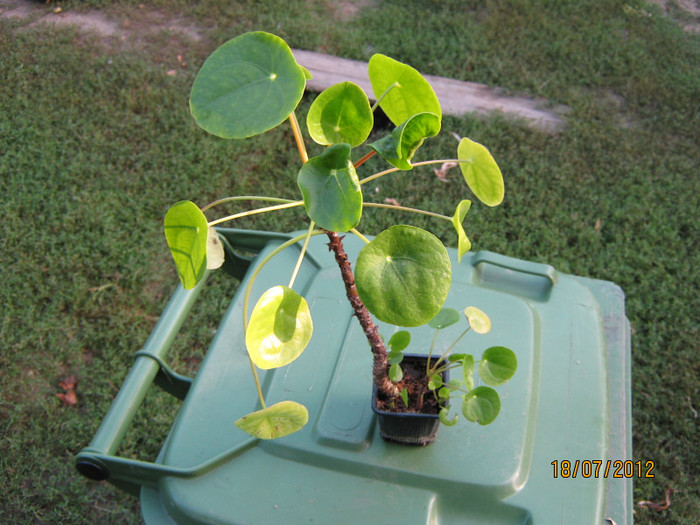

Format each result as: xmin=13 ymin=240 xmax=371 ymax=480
xmin=133 ymin=350 xmax=192 ymax=401
xmin=76 ymin=437 xmax=256 ymax=496
xmin=471 ymin=251 xmax=558 ymax=301
xmin=76 ymin=273 xmax=210 ymax=485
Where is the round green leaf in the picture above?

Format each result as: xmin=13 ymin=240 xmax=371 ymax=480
xmin=388 ymin=349 xmax=404 ymax=365
xmin=164 ymin=201 xmax=209 ymax=290
xmin=297 ymin=143 xmax=362 ymax=232
xmin=464 ymin=306 xmax=491 ymax=334
xmin=457 ymin=138 xmax=504 ymax=207
xmin=479 ymin=346 xmax=518 ymax=386
xmin=388 ymin=330 xmax=411 ymax=352
xmin=451 ymin=200 xmax=472 ymax=262
xmin=306 ymin=82 xmax=373 ymax=147
xmin=190 ymin=31 xmax=306 ymax=139
xmin=447 ymin=379 xmax=464 ymax=391
xmin=246 ymin=286 xmax=312 ymax=370
xmin=370 ymin=112 xmax=441 ymax=170
xmin=462 ymin=386 xmax=501 ymax=425
xmin=429 ymin=308 xmax=461 ymax=330
xmin=389 ymin=362 xmax=404 ymax=382
xmin=428 ymin=373 xmax=443 ymax=390
xmin=206 ymin=227 xmax=225 ymax=270
xmin=368 ymin=54 xmax=442 ymax=126
xmin=234 ymin=400 xmax=308 ymax=439
xmin=355 ymin=226 xmax=451 ymax=327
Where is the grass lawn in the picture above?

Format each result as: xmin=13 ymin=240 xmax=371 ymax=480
xmin=1 ymin=0 xmax=698 ymax=523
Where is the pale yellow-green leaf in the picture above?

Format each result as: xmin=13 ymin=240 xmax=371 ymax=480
xmin=235 ymin=400 xmax=308 ymax=439
xmin=458 ymin=138 xmax=504 ymax=207
xmin=464 ymin=306 xmax=491 ymax=334
xmin=451 ymin=199 xmax=472 ymax=262
xmin=246 ymin=286 xmax=312 ymax=369
xmin=206 ymin=227 xmax=225 ymax=269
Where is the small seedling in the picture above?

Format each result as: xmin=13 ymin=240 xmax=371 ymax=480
xmin=388 ymin=307 xmax=517 ymax=426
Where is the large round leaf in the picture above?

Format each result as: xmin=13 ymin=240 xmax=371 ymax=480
xmin=462 ymin=386 xmax=501 ymax=425
xmin=479 ymin=346 xmax=518 ymax=386
xmin=164 ymin=201 xmax=208 ymax=290
xmin=370 ymin=112 xmax=441 ymax=170
xmin=306 ymin=82 xmax=373 ymax=147
xmin=355 ymin=225 xmax=451 ymax=327
xmin=190 ymin=31 xmax=306 ymax=139
xmin=297 ymin=143 xmax=362 ymax=232
xmin=246 ymin=286 xmax=312 ymax=370
xmin=457 ymin=138 xmax=504 ymax=207
xmin=235 ymin=400 xmax=308 ymax=439
xmin=368 ymin=54 xmax=442 ymax=126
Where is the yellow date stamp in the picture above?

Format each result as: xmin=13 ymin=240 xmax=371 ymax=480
xmin=551 ymin=460 xmax=655 ymax=478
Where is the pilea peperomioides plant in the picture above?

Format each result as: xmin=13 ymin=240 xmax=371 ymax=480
xmin=163 ymin=31 xmax=509 ymax=440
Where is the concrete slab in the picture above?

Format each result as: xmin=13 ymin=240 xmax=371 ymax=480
xmin=293 ymin=49 xmax=568 ymax=132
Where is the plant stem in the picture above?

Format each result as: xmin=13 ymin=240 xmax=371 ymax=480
xmin=430 ymin=327 xmax=471 ymax=374
xmin=350 ymin=228 xmax=370 ymax=244
xmin=247 ymin=357 xmax=266 ymax=410
xmin=288 ymin=222 xmax=315 ymax=289
xmin=364 ymin=202 xmax=451 ymax=222
xmin=324 ymin=231 xmax=399 ymax=397
xmin=426 ymin=329 xmax=441 ymax=376
xmin=354 ymin=150 xmax=376 ymax=168
xmin=359 ymin=166 xmax=400 ymax=186
xmin=359 ymin=158 xmax=468 ymax=186
xmin=207 ymin=201 xmax=303 ymax=227
xmin=371 ymin=82 xmax=399 ymax=112
xmin=201 ymin=196 xmax=296 ymax=213
xmin=288 ymin=111 xmax=309 ymax=164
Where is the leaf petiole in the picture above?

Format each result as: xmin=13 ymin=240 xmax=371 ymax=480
xmin=201 ymin=195 xmax=297 ymax=213
xmin=350 ymin=228 xmax=371 ymax=244
xmin=371 ymin=82 xmax=399 ymax=112
xmin=288 ymin=222 xmax=316 ymax=289
xmin=207 ymin=201 xmax=304 ymax=228
xmin=289 ymin=111 xmax=309 ymax=164
xmin=364 ymin=202 xmax=450 ymax=222
xmin=359 ymin=158 xmax=470 ymax=186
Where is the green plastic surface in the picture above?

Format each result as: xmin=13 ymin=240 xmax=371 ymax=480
xmin=78 ymin=229 xmax=632 ymax=524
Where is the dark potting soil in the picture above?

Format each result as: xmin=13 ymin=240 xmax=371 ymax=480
xmin=376 ymin=356 xmax=443 ymax=415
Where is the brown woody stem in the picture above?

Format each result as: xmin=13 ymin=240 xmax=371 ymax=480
xmin=325 ymin=230 xmax=399 ymax=397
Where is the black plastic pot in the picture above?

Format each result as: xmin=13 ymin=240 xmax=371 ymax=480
xmin=371 ymin=354 xmax=449 ymax=446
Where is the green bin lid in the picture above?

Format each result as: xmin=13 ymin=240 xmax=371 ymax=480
xmin=140 ymin=229 xmax=632 ymax=525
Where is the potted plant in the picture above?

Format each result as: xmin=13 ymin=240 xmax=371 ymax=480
xmin=374 ymin=306 xmax=517 ymax=444
xmin=163 ymin=31 xmax=516 ymax=444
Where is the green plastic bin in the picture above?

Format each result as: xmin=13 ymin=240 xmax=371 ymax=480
xmin=76 ymin=228 xmax=632 ymax=524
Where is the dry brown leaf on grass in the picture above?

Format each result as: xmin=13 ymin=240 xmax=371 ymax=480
xmin=433 ymin=162 xmax=458 ymax=182
xmin=56 ymin=374 xmax=78 ymax=407
xmin=638 ymin=487 xmax=673 ymax=511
